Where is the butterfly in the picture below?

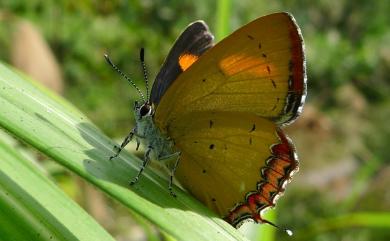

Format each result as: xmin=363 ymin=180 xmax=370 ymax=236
xmin=106 ymin=12 xmax=306 ymax=229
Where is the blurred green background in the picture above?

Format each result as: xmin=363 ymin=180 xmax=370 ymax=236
xmin=0 ymin=0 xmax=389 ymax=240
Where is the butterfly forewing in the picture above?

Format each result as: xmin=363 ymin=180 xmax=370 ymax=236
xmin=151 ymin=21 xmax=214 ymax=105
xmin=154 ymin=12 xmax=305 ymax=129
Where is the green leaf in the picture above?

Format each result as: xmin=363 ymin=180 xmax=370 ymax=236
xmin=0 ymin=131 xmax=116 ymax=241
xmin=0 ymin=63 xmax=247 ymax=241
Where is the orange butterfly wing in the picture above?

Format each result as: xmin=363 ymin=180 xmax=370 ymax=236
xmin=154 ymin=12 xmax=306 ymax=130
xmin=154 ymin=12 xmax=305 ymax=226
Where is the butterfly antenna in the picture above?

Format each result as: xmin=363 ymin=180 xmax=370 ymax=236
xmin=104 ymin=54 xmax=146 ymax=103
xmin=139 ymin=48 xmax=149 ymax=101
xmin=262 ymin=219 xmax=293 ymax=236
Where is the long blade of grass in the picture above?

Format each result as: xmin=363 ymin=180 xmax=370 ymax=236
xmin=0 ymin=130 xmax=116 ymax=241
xmin=215 ymin=0 xmax=232 ymax=41
xmin=0 ymin=63 xmax=247 ymax=241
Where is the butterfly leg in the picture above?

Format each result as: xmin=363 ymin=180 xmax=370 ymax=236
xmin=110 ymin=127 xmax=137 ymax=160
xmin=130 ymin=146 xmax=152 ymax=185
xmin=169 ymin=153 xmax=181 ymax=197
xmin=159 ymin=152 xmax=181 ymax=197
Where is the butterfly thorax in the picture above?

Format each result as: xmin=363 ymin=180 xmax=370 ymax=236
xmin=134 ymin=102 xmax=175 ymax=162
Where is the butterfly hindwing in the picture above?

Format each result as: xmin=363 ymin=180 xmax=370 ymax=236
xmin=167 ymin=111 xmax=298 ymax=226
xmin=150 ymin=21 xmax=214 ymax=105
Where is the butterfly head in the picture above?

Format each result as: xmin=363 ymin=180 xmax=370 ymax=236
xmin=134 ymin=101 xmax=153 ymax=121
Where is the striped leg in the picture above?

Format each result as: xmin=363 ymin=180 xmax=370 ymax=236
xmin=110 ymin=127 xmax=136 ymax=160
xmin=160 ymin=152 xmax=181 ymax=197
xmin=130 ymin=146 xmax=152 ymax=185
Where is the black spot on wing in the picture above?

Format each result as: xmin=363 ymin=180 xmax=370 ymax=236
xmin=271 ymin=79 xmax=276 ymax=88
xmin=272 ymin=97 xmax=280 ymax=111
xmin=247 ymin=35 xmax=254 ymax=40
xmin=250 ymin=124 xmax=256 ymax=132
xmin=267 ymin=66 xmax=271 ymax=74
xmin=209 ymin=144 xmax=215 ymax=150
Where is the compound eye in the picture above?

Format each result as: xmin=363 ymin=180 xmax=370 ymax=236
xmin=139 ymin=104 xmax=151 ymax=117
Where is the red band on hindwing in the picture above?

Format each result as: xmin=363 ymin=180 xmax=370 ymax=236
xmin=224 ymin=129 xmax=298 ymax=227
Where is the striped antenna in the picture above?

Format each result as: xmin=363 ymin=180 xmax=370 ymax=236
xmin=104 ymin=54 xmax=146 ymax=103
xmin=139 ymin=48 xmax=149 ymax=101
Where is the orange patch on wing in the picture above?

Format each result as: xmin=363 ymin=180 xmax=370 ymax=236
xmin=262 ymin=167 xmax=285 ymax=188
xmin=258 ymin=182 xmax=278 ymax=200
xmin=266 ymin=157 xmax=292 ymax=175
xmin=219 ymin=54 xmax=271 ymax=77
xmin=179 ymin=53 xmax=198 ymax=71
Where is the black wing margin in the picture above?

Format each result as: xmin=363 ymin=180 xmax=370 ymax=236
xmin=150 ymin=21 xmax=214 ymax=106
